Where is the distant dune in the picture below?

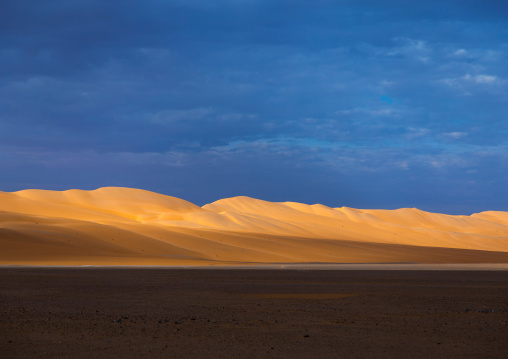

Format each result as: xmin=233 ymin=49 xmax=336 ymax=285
xmin=1 ymin=187 xmax=508 ymax=265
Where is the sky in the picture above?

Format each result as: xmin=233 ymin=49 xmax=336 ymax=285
xmin=1 ymin=0 xmax=507 ymax=214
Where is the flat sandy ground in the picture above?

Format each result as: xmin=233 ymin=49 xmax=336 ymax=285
xmin=1 ymin=268 xmax=508 ymax=358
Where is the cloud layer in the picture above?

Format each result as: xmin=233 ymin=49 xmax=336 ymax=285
xmin=1 ymin=0 xmax=507 ymax=214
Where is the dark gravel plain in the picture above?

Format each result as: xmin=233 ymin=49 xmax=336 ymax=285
xmin=1 ymin=268 xmax=508 ymax=358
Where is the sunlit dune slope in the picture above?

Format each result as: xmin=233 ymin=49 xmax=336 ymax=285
xmin=5 ymin=187 xmax=202 ymax=222
xmin=1 ymin=187 xmax=508 ymax=265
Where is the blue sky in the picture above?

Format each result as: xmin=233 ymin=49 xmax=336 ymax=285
xmin=1 ymin=0 xmax=507 ymax=214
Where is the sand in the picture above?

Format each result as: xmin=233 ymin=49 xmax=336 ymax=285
xmin=3 ymin=188 xmax=507 ymax=358
xmin=1 ymin=187 xmax=508 ymax=265
xmin=1 ymin=268 xmax=507 ymax=358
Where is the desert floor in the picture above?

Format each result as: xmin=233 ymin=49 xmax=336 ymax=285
xmin=1 ymin=268 xmax=508 ymax=358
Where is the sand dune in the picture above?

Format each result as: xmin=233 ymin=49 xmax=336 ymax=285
xmin=1 ymin=187 xmax=508 ymax=265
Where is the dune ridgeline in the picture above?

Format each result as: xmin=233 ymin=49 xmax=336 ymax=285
xmin=1 ymin=187 xmax=508 ymax=265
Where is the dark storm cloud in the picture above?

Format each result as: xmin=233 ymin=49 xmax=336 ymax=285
xmin=1 ymin=0 xmax=507 ymax=213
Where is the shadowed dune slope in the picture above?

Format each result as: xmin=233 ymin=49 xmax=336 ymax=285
xmin=1 ymin=187 xmax=508 ymax=265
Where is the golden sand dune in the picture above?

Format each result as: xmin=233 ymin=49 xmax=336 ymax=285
xmin=1 ymin=187 xmax=508 ymax=265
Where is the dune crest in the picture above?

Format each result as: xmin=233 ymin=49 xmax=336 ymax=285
xmin=1 ymin=187 xmax=508 ymax=265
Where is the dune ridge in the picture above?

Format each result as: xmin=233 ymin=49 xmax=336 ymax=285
xmin=1 ymin=187 xmax=508 ymax=265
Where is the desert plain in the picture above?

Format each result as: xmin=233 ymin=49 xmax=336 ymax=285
xmin=2 ymin=268 xmax=508 ymax=358
xmin=1 ymin=187 xmax=508 ymax=357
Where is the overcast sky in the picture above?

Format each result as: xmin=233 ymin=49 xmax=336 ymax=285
xmin=1 ymin=0 xmax=507 ymax=214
